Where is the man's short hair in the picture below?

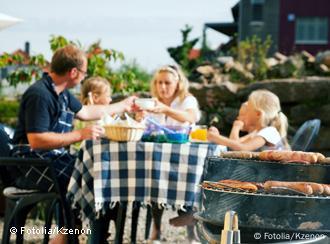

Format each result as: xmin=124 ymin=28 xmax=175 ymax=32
xmin=50 ymin=45 xmax=86 ymax=75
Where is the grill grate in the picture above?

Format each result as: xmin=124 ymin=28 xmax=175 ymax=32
xmin=201 ymin=182 xmax=330 ymax=200
xmin=211 ymin=156 xmax=330 ymax=166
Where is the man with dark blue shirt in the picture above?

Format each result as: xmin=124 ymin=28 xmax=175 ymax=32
xmin=12 ymin=45 xmax=135 ymax=192
xmin=11 ymin=45 xmax=136 ymax=244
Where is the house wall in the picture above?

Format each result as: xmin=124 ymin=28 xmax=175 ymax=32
xmin=239 ymin=0 xmax=280 ymax=54
xmin=279 ymin=0 xmax=330 ymax=55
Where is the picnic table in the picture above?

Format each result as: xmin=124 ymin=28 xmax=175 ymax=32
xmin=67 ymin=139 xmax=226 ymax=226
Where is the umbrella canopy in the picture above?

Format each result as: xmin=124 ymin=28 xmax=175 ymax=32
xmin=0 ymin=13 xmax=23 ymax=31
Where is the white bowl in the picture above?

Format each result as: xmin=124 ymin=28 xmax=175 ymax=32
xmin=135 ymin=98 xmax=156 ymax=110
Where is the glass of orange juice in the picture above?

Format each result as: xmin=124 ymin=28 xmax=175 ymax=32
xmin=190 ymin=125 xmax=208 ymax=141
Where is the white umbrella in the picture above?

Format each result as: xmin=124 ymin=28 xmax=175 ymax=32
xmin=0 ymin=13 xmax=23 ymax=31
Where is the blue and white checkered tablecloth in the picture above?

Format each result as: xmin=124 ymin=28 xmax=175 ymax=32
xmin=67 ymin=139 xmax=225 ymax=223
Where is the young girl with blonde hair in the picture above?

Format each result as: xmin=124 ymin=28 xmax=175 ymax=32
xmin=80 ymin=76 xmax=112 ymax=105
xmin=208 ymin=89 xmax=289 ymax=151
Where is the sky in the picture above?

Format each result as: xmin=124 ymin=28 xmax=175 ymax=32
xmin=0 ymin=0 xmax=236 ymax=71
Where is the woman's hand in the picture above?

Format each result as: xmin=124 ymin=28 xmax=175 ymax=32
xmin=148 ymin=99 xmax=169 ymax=114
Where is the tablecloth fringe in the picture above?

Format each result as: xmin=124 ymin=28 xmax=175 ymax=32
xmin=80 ymin=201 xmax=192 ymax=229
xmin=95 ymin=201 xmax=190 ymax=212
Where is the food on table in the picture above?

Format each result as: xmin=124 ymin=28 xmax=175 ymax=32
xmin=103 ymin=113 xmax=145 ymax=141
xmin=142 ymin=124 xmax=190 ymax=143
xmin=141 ymin=130 xmax=167 ymax=143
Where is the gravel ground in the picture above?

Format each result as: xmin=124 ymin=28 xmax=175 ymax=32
xmin=0 ymin=205 xmax=197 ymax=243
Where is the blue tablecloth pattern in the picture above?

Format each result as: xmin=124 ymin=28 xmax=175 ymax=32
xmin=67 ymin=139 xmax=224 ymax=223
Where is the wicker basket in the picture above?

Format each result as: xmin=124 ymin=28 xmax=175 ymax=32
xmin=104 ymin=125 xmax=145 ymax=141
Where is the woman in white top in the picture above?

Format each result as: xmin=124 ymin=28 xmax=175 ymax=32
xmin=137 ymin=65 xmax=200 ymax=126
xmin=136 ymin=65 xmax=201 ymax=243
xmin=208 ymin=89 xmax=290 ymax=151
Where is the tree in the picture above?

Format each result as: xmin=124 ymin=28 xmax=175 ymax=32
xmin=0 ymin=35 xmax=151 ymax=94
xmin=167 ymin=25 xmax=200 ymax=73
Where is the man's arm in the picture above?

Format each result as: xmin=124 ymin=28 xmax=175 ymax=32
xmin=27 ymin=125 xmax=104 ymax=150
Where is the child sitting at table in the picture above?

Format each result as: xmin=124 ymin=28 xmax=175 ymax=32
xmin=79 ymin=76 xmax=116 ymax=242
xmin=80 ymin=76 xmax=112 ymax=106
xmin=208 ymin=89 xmax=290 ymax=151
xmin=168 ymin=101 xmax=257 ymax=231
xmin=74 ymin=76 xmax=113 ymax=132
xmin=71 ymin=76 xmax=112 ymax=150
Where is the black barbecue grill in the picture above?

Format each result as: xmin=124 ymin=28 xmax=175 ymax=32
xmin=196 ymin=156 xmax=330 ymax=243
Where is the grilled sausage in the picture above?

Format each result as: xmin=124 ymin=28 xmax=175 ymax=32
xmin=322 ymin=184 xmax=330 ymax=196
xmin=304 ymin=182 xmax=324 ymax=195
xmin=220 ymin=151 xmax=255 ymax=159
xmin=318 ymin=157 xmax=330 ymax=164
xmin=316 ymin=153 xmax=326 ymax=162
xmin=259 ymin=150 xmax=321 ymax=164
xmin=264 ymin=181 xmax=313 ymax=195
xmin=218 ymin=179 xmax=258 ymax=192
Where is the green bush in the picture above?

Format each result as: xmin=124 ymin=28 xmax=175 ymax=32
xmin=230 ymin=35 xmax=272 ymax=82
xmin=0 ymin=99 xmax=19 ymax=126
xmin=112 ymin=61 xmax=152 ymax=94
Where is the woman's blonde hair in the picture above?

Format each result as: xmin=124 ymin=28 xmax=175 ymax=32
xmin=248 ymin=89 xmax=290 ymax=148
xmin=150 ymin=65 xmax=190 ymax=102
xmin=80 ymin=76 xmax=111 ymax=105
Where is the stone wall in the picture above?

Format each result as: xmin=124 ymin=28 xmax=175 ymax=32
xmin=189 ymin=77 xmax=330 ymax=156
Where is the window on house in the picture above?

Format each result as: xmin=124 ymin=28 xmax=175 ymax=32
xmin=251 ymin=0 xmax=264 ymax=22
xmin=295 ymin=17 xmax=328 ymax=44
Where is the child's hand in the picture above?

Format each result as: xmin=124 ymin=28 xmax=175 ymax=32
xmin=207 ymin=126 xmax=220 ymax=142
xmin=233 ymin=120 xmax=244 ymax=130
xmin=119 ymin=96 xmax=138 ymax=112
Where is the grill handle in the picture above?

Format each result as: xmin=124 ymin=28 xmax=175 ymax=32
xmin=221 ymin=211 xmax=241 ymax=244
